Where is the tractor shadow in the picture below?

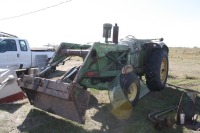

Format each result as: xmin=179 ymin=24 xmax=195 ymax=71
xmin=89 ymin=85 xmax=200 ymax=133
xmin=17 ymin=108 xmax=89 ymax=133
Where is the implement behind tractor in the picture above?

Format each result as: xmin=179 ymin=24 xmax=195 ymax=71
xmin=18 ymin=23 xmax=169 ymax=124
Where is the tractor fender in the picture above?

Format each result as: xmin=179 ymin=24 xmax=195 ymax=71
xmin=142 ymin=42 xmax=169 ymax=66
xmin=156 ymin=42 xmax=169 ymax=53
xmin=143 ymin=42 xmax=169 ymax=54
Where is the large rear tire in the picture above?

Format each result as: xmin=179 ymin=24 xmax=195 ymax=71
xmin=145 ymin=49 xmax=168 ymax=91
xmin=120 ymin=73 xmax=140 ymax=106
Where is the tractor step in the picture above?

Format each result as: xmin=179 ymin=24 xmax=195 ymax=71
xmin=18 ymin=75 xmax=90 ymax=124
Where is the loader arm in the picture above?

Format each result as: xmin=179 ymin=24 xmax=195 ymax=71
xmin=39 ymin=42 xmax=91 ymax=77
xmin=18 ymin=42 xmax=92 ymax=124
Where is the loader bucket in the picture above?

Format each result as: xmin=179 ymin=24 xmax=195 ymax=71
xmin=18 ymin=75 xmax=90 ymax=124
xmin=108 ymin=74 xmax=133 ymax=120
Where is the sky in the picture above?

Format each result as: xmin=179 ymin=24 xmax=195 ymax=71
xmin=0 ymin=0 xmax=200 ymax=47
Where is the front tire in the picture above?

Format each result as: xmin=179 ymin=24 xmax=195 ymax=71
xmin=120 ymin=73 xmax=140 ymax=106
xmin=145 ymin=49 xmax=168 ymax=91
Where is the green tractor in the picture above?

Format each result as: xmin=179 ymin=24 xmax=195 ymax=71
xmin=18 ymin=23 xmax=169 ymax=123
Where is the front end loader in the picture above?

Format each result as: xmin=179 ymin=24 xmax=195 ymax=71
xmin=18 ymin=23 xmax=169 ymax=123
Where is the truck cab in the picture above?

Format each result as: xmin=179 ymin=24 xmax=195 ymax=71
xmin=0 ymin=37 xmax=32 ymax=69
xmin=0 ymin=37 xmax=54 ymax=70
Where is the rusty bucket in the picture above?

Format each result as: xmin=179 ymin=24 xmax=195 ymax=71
xmin=18 ymin=75 xmax=90 ymax=124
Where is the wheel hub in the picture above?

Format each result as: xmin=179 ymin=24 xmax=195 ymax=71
xmin=128 ymin=83 xmax=138 ymax=101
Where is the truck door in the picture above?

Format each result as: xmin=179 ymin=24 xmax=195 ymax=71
xmin=0 ymin=39 xmax=20 ymax=69
xmin=18 ymin=40 xmax=31 ymax=69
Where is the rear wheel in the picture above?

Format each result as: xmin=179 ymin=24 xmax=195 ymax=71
xmin=145 ymin=49 xmax=168 ymax=91
xmin=120 ymin=73 xmax=140 ymax=106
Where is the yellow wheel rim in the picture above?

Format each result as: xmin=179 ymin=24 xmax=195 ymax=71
xmin=128 ymin=83 xmax=138 ymax=101
xmin=160 ymin=57 xmax=167 ymax=83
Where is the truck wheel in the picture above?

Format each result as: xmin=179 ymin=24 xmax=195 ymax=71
xmin=145 ymin=49 xmax=168 ymax=91
xmin=120 ymin=73 xmax=140 ymax=106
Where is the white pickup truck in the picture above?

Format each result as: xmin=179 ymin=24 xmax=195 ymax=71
xmin=0 ymin=37 xmax=55 ymax=71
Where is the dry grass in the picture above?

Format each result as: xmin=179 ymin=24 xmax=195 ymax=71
xmin=0 ymin=48 xmax=200 ymax=133
xmin=168 ymin=47 xmax=200 ymax=91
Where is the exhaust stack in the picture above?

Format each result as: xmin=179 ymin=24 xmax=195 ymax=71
xmin=113 ymin=23 xmax=119 ymax=44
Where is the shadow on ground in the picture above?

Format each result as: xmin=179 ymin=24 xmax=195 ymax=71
xmin=0 ymin=101 xmax=27 ymax=113
xmin=16 ymin=86 xmax=199 ymax=133
xmin=17 ymin=108 xmax=89 ymax=133
xmin=88 ymin=86 xmax=200 ymax=133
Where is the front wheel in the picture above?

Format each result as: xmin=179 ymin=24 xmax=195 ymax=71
xmin=145 ymin=49 xmax=169 ymax=91
xmin=120 ymin=73 xmax=140 ymax=106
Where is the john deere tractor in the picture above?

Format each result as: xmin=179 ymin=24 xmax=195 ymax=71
xmin=18 ymin=23 xmax=169 ymax=123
